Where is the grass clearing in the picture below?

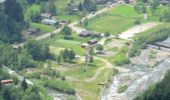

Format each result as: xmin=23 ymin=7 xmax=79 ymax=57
xmin=30 ymin=22 xmax=56 ymax=33
xmin=43 ymin=32 xmax=93 ymax=55
xmin=63 ymin=59 xmax=105 ymax=79
xmin=84 ymin=5 xmax=166 ymax=34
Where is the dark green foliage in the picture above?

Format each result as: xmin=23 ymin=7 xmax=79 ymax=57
xmin=96 ymin=44 xmax=104 ymax=52
xmin=104 ymin=32 xmax=110 ymax=37
xmin=22 ymin=78 xmax=28 ymax=91
xmin=60 ymin=49 xmax=76 ymax=62
xmin=78 ymin=3 xmax=83 ymax=11
xmin=29 ymin=10 xmax=42 ymax=22
xmin=25 ymin=40 xmax=51 ymax=61
xmin=134 ymin=70 xmax=170 ymax=100
xmin=160 ymin=7 xmax=170 ymax=22
xmin=17 ymin=49 xmax=37 ymax=70
xmin=4 ymin=0 xmax=24 ymax=22
xmin=60 ymin=25 xmax=72 ymax=38
xmin=0 ymin=11 xmax=23 ymax=43
xmin=83 ymin=0 xmax=97 ymax=12
xmin=2 ymin=87 xmax=12 ymax=100
xmin=129 ymin=28 xmax=170 ymax=57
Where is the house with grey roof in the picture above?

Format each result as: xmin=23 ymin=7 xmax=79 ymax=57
xmin=0 ymin=0 xmax=5 ymax=9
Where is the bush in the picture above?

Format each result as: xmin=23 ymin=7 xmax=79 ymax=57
xmin=134 ymin=19 xmax=141 ymax=25
xmin=117 ymin=84 xmax=128 ymax=93
xmin=46 ymin=80 xmax=75 ymax=94
xmin=129 ymin=28 xmax=170 ymax=57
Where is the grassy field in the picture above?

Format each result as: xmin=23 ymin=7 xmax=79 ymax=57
xmin=63 ymin=59 xmax=105 ymax=79
xmin=69 ymin=68 xmax=115 ymax=100
xmin=43 ymin=32 xmax=93 ymax=55
xmin=30 ymin=22 xmax=56 ymax=33
xmin=85 ymin=4 xmax=165 ymax=34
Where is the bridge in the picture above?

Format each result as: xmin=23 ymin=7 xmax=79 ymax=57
xmin=148 ymin=42 xmax=170 ymax=51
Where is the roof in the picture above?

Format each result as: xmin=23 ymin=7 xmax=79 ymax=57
xmin=81 ymin=43 xmax=89 ymax=46
xmin=27 ymin=28 xmax=40 ymax=32
xmin=40 ymin=13 xmax=52 ymax=17
xmin=1 ymin=79 xmax=13 ymax=84
xmin=80 ymin=31 xmax=100 ymax=35
xmin=160 ymin=0 xmax=170 ymax=3
xmin=89 ymin=39 xmax=98 ymax=43
xmin=42 ymin=19 xmax=58 ymax=25
xmin=0 ymin=0 xmax=5 ymax=3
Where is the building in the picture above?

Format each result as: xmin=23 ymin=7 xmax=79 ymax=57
xmin=0 ymin=0 xmax=5 ymax=9
xmin=42 ymin=19 xmax=58 ymax=25
xmin=40 ymin=13 xmax=52 ymax=19
xmin=88 ymin=39 xmax=98 ymax=45
xmin=81 ymin=43 xmax=90 ymax=48
xmin=79 ymin=31 xmax=101 ymax=37
xmin=1 ymin=79 xmax=13 ymax=86
xmin=67 ymin=3 xmax=78 ymax=15
xmin=160 ymin=0 xmax=170 ymax=5
xmin=93 ymin=0 xmax=107 ymax=4
xmin=27 ymin=28 xmax=40 ymax=35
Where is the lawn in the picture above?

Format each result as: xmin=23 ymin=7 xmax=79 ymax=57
xmin=30 ymin=22 xmax=56 ymax=33
xmin=69 ymin=68 xmax=115 ymax=100
xmin=43 ymin=32 xmax=93 ymax=55
xmin=63 ymin=59 xmax=105 ymax=79
xmin=84 ymin=4 xmax=166 ymax=34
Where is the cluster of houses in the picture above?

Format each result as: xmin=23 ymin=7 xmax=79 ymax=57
xmin=40 ymin=13 xmax=68 ymax=26
xmin=79 ymin=31 xmax=101 ymax=49
xmin=26 ymin=13 xmax=69 ymax=36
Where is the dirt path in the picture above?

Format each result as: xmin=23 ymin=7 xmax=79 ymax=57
xmin=119 ymin=22 xmax=160 ymax=40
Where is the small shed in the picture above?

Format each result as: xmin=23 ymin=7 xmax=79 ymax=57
xmin=27 ymin=28 xmax=40 ymax=35
xmin=40 ymin=13 xmax=52 ymax=19
xmin=160 ymin=0 xmax=170 ymax=5
xmin=42 ymin=19 xmax=58 ymax=25
xmin=81 ymin=43 xmax=90 ymax=48
xmin=88 ymin=39 xmax=98 ymax=45
xmin=79 ymin=31 xmax=101 ymax=37
xmin=1 ymin=79 xmax=13 ymax=85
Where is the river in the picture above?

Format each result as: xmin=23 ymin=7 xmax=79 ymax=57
xmin=101 ymin=47 xmax=170 ymax=100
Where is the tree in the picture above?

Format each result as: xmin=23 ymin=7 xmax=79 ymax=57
xmin=70 ymin=0 xmax=75 ymax=4
xmin=96 ymin=44 xmax=104 ymax=53
xmin=57 ymin=55 xmax=61 ymax=64
xmin=150 ymin=0 xmax=160 ymax=15
xmin=4 ymin=0 xmax=24 ymax=22
xmin=84 ymin=18 xmax=88 ymax=29
xmin=104 ymin=32 xmax=110 ymax=37
xmin=68 ymin=50 xmax=76 ymax=61
xmin=89 ymin=47 xmax=94 ymax=55
xmin=89 ymin=56 xmax=93 ymax=63
xmin=60 ymin=25 xmax=72 ymax=38
xmin=124 ymin=0 xmax=130 ymax=3
xmin=22 ymin=78 xmax=28 ymax=91
xmin=17 ymin=49 xmax=36 ymax=70
xmin=25 ymin=40 xmax=50 ymax=61
xmin=78 ymin=3 xmax=83 ymax=11
xmin=48 ymin=0 xmax=57 ymax=15
xmin=2 ymin=87 xmax=12 ymax=100
xmin=0 ymin=11 xmax=23 ymax=43
xmin=62 ymin=49 xmax=69 ymax=62
xmin=83 ymin=0 xmax=96 ymax=12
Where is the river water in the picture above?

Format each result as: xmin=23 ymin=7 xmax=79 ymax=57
xmin=101 ymin=47 xmax=170 ymax=100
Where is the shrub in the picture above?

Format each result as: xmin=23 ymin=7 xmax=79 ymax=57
xmin=129 ymin=28 xmax=170 ymax=57
xmin=46 ymin=80 xmax=75 ymax=94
